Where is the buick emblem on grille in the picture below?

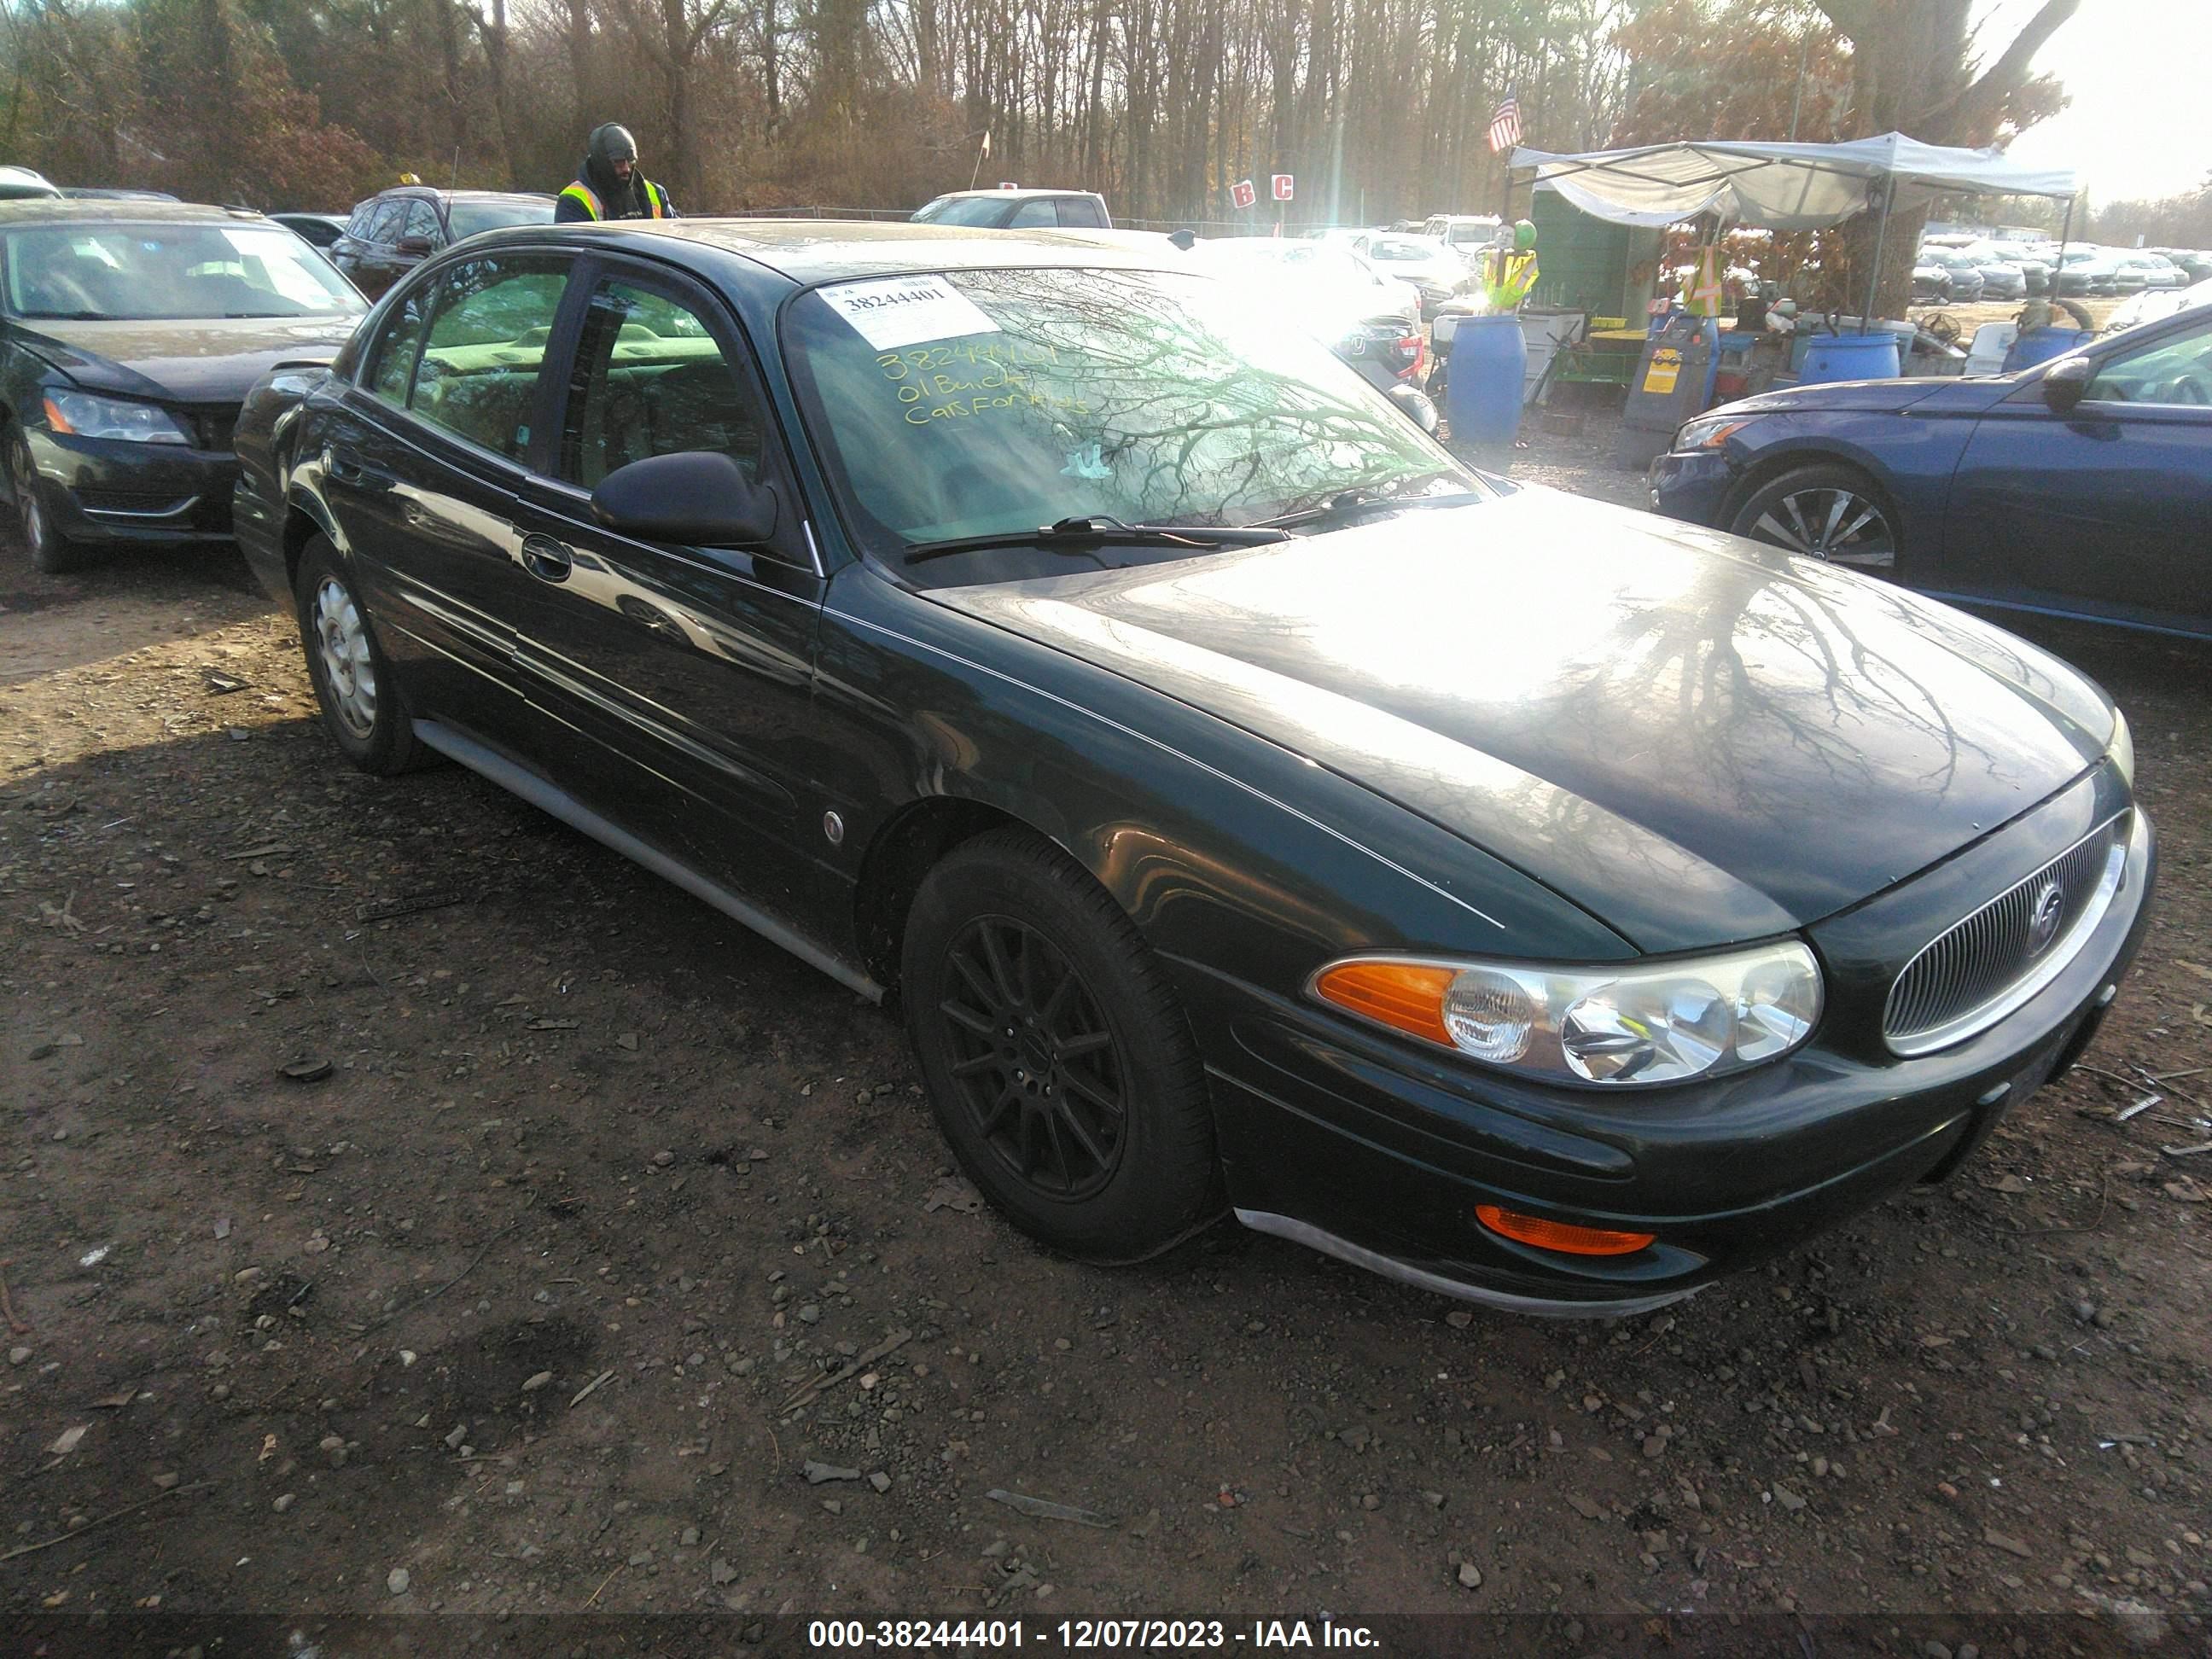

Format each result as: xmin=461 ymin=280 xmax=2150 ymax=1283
xmin=2026 ymin=879 xmax=2066 ymax=956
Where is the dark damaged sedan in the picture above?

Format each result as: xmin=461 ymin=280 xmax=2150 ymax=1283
xmin=231 ymin=222 xmax=2153 ymax=1315
xmin=0 ymin=201 xmax=364 ymax=571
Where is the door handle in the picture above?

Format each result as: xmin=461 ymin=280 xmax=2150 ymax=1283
xmin=521 ymin=533 xmax=573 ymax=583
xmin=327 ymin=451 xmax=393 ymax=489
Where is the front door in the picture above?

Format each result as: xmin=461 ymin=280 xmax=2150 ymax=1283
xmin=505 ymin=262 xmax=835 ymax=922
xmin=322 ymin=250 xmax=574 ymax=754
xmin=1941 ymin=311 xmax=2212 ymax=637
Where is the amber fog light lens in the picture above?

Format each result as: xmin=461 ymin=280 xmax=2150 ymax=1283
xmin=1476 ymin=1203 xmax=1656 ymax=1257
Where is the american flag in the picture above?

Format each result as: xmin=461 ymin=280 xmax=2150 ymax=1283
xmin=1487 ymin=88 xmax=1522 ymax=154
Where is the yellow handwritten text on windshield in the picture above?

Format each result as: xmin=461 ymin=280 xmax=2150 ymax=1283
xmin=876 ymin=341 xmax=1088 ymax=427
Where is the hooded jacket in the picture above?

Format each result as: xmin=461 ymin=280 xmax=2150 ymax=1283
xmin=556 ymin=151 xmax=678 ymax=223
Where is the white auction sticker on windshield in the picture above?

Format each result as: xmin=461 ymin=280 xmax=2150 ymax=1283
xmin=822 ymin=275 xmax=1000 ymax=352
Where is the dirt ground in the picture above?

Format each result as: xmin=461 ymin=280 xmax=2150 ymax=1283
xmin=3 ymin=427 xmax=2209 ymax=1652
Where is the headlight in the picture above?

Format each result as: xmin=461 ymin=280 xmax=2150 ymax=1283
xmin=1312 ymin=941 xmax=1823 ymax=1087
xmin=42 ymin=390 xmax=191 ymax=445
xmin=1673 ymin=414 xmax=1756 ymax=452
xmin=2107 ymin=707 xmax=2134 ymax=789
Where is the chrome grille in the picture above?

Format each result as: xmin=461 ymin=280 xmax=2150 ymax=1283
xmin=1884 ymin=813 xmax=2128 ymax=1056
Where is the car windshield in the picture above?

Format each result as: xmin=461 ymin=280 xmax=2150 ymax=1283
xmin=2 ymin=223 xmax=363 ymax=319
xmin=446 ymin=199 xmax=556 ymax=239
xmin=913 ymin=196 xmax=1014 ymax=227
xmin=783 ymin=265 xmax=1482 ymax=565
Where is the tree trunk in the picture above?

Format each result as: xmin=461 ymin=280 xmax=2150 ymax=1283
xmin=567 ymin=0 xmax=595 ymax=130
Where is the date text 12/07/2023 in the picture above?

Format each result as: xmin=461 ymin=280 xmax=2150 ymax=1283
xmin=876 ymin=341 xmax=1091 ymax=428
xmin=805 ymin=1621 xmax=1383 ymax=1650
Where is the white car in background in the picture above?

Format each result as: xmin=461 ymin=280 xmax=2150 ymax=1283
xmin=1312 ymin=230 xmax=1467 ymax=317
xmin=1188 ymin=237 xmax=1424 ymax=388
xmin=2105 ymin=274 xmax=2212 ymax=333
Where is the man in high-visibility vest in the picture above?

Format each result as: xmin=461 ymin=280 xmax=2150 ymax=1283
xmin=555 ymin=124 xmax=679 ymax=224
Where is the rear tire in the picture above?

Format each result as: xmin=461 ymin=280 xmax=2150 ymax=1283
xmin=9 ymin=432 xmax=87 ymax=574
xmin=900 ymin=829 xmax=1220 ymax=1262
xmin=1726 ymin=463 xmax=1898 ymax=572
xmin=294 ymin=534 xmax=428 ymax=775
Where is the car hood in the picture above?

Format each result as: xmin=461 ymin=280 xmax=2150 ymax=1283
xmin=933 ymin=488 xmax=2115 ymax=952
xmin=16 ymin=315 xmax=362 ymax=404
xmin=1711 ymin=372 xmax=2017 ymax=418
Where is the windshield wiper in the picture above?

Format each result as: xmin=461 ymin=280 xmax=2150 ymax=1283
xmin=1262 ymin=485 xmax=1488 ymax=531
xmin=903 ymin=515 xmax=1290 ymax=567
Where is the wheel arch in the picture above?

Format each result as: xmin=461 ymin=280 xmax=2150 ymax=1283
xmin=852 ymin=795 xmax=1040 ymax=995
xmin=281 ymin=489 xmax=345 ymax=597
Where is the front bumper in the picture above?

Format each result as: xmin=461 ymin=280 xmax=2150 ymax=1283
xmin=1645 ymin=445 xmax=1735 ymax=527
xmin=22 ymin=426 xmax=238 ymax=547
xmin=1187 ymin=806 xmax=2154 ymax=1315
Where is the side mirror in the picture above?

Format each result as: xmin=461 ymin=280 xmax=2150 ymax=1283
xmin=1386 ymin=381 xmax=1440 ymax=434
xmin=2041 ymin=354 xmax=2094 ymax=415
xmin=591 ymin=450 xmax=777 ymax=545
xmin=395 ymin=236 xmax=436 ymax=257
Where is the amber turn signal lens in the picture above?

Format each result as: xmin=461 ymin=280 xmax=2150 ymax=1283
xmin=1313 ymin=960 xmax=1457 ymax=1046
xmin=1476 ymin=1203 xmax=1655 ymax=1257
xmin=40 ymin=395 xmax=75 ymax=435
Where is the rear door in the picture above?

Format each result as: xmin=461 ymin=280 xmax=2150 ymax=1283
xmin=1940 ymin=310 xmax=2212 ymax=637
xmin=504 ymin=257 xmax=835 ymax=917
xmin=318 ymin=249 xmax=577 ymax=754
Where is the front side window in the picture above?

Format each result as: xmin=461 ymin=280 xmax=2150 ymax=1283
xmin=402 ymin=201 xmax=443 ymax=246
xmin=1 ymin=223 xmax=364 ymax=320
xmin=364 ymin=200 xmax=407 ymax=245
xmin=783 ymin=265 xmax=1481 ymax=563
xmin=560 ymin=278 xmax=764 ymax=491
xmin=1008 ymin=201 xmax=1056 ymax=230
xmin=2086 ymin=317 xmax=2212 ymax=406
xmin=407 ymin=254 xmax=570 ymax=460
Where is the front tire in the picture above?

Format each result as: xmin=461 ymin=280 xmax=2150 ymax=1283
xmin=9 ymin=432 xmax=86 ymax=574
xmin=1726 ymin=463 xmax=1898 ymax=572
xmin=900 ymin=829 xmax=1220 ymax=1261
xmin=294 ymin=535 xmax=426 ymax=774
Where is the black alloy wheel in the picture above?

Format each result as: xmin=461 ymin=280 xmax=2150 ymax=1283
xmin=939 ymin=913 xmax=1127 ymax=1200
xmin=1727 ymin=463 xmax=1899 ymax=572
xmin=901 ymin=829 xmax=1220 ymax=1260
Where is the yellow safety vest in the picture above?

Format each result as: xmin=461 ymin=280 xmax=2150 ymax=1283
xmin=558 ymin=178 xmax=671 ymax=221
xmin=1687 ymin=247 xmax=1725 ymax=318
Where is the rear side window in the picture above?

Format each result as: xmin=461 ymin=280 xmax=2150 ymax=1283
xmin=365 ymin=279 xmax=434 ymax=405
xmin=406 ymin=254 xmax=571 ymax=461
xmin=1055 ymin=198 xmax=1106 ymax=229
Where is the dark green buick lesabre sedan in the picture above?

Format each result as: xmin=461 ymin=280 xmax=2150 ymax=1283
xmin=230 ymin=221 xmax=2153 ymax=1316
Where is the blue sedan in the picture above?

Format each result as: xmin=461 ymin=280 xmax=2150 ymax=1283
xmin=1649 ymin=306 xmax=2212 ymax=641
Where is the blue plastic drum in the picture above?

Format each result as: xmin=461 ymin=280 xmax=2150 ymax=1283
xmin=1799 ymin=332 xmax=1901 ymax=385
xmin=1444 ymin=314 xmax=1528 ymax=448
xmin=2004 ymin=327 xmax=2093 ymax=373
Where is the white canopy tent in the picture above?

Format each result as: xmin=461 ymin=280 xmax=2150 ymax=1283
xmin=1507 ymin=133 xmax=2081 ymax=323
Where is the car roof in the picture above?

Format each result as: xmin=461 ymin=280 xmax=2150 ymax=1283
xmin=0 ymin=199 xmax=274 ymax=227
xmin=922 ymin=188 xmax=1103 ymax=204
xmin=376 ymin=187 xmax=554 ymax=204
xmin=486 ymin=217 xmax=1188 ymax=286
